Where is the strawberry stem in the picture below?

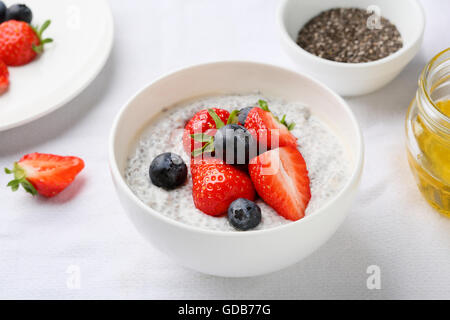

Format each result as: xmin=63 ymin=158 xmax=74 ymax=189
xmin=32 ymin=20 xmax=53 ymax=54
xmin=4 ymin=163 xmax=37 ymax=196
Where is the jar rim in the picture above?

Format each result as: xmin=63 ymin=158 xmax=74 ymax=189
xmin=420 ymin=48 xmax=450 ymax=121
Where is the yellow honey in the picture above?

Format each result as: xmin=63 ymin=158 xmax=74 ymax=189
xmin=436 ymin=100 xmax=450 ymax=116
xmin=406 ymin=48 xmax=450 ymax=217
xmin=407 ymin=100 xmax=450 ymax=216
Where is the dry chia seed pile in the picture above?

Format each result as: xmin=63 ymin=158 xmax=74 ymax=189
xmin=297 ymin=8 xmax=403 ymax=63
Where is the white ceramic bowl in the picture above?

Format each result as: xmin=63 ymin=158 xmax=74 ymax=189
xmin=277 ymin=0 xmax=425 ymax=96
xmin=109 ymin=61 xmax=364 ymax=277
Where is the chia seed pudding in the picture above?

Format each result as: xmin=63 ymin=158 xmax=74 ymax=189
xmin=125 ymin=94 xmax=350 ymax=231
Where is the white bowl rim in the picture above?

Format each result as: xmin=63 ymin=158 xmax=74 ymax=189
xmin=109 ymin=60 xmax=365 ymax=237
xmin=276 ymin=0 xmax=426 ymax=68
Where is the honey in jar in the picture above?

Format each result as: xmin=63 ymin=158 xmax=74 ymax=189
xmin=406 ymin=48 xmax=450 ymax=217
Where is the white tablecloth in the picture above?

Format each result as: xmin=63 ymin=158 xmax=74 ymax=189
xmin=1 ymin=0 xmax=450 ymax=300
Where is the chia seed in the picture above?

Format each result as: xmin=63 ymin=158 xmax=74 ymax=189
xmin=296 ymin=8 xmax=403 ymax=63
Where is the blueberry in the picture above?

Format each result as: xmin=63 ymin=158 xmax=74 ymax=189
xmin=238 ymin=107 xmax=254 ymax=126
xmin=0 ymin=2 xmax=6 ymax=23
xmin=149 ymin=153 xmax=187 ymax=190
xmin=228 ymin=198 xmax=261 ymax=231
xmin=6 ymin=4 xmax=32 ymax=23
xmin=213 ymin=124 xmax=256 ymax=165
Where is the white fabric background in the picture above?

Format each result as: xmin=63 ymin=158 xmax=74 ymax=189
xmin=1 ymin=0 xmax=450 ymax=299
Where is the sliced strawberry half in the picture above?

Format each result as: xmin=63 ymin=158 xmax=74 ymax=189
xmin=5 ymin=153 xmax=85 ymax=197
xmin=0 ymin=59 xmax=9 ymax=94
xmin=249 ymin=146 xmax=310 ymax=221
xmin=244 ymin=100 xmax=297 ymax=150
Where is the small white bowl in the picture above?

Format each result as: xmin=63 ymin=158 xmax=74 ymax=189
xmin=109 ymin=61 xmax=364 ymax=277
xmin=277 ymin=0 xmax=425 ymax=96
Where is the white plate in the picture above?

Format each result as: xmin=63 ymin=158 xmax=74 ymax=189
xmin=0 ymin=0 xmax=114 ymax=131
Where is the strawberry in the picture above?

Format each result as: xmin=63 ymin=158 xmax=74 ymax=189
xmin=0 ymin=20 xmax=53 ymax=66
xmin=244 ymin=100 xmax=297 ymax=150
xmin=182 ymin=108 xmax=231 ymax=156
xmin=0 ymin=58 xmax=8 ymax=94
xmin=249 ymin=146 xmax=310 ymax=221
xmin=5 ymin=153 xmax=85 ymax=198
xmin=191 ymin=157 xmax=255 ymax=216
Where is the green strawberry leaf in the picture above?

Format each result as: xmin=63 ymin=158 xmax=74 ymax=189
xmin=21 ymin=180 xmax=37 ymax=195
xmin=5 ymin=162 xmax=37 ymax=196
xmin=41 ymin=39 xmax=54 ymax=45
xmin=227 ymin=110 xmax=240 ymax=125
xmin=191 ymin=148 xmax=204 ymax=158
xmin=191 ymin=133 xmax=214 ymax=143
xmin=7 ymin=179 xmax=19 ymax=188
xmin=32 ymin=20 xmax=53 ymax=55
xmin=258 ymin=100 xmax=270 ymax=111
xmin=8 ymin=180 xmax=20 ymax=192
xmin=39 ymin=20 xmax=52 ymax=37
xmin=191 ymin=140 xmax=215 ymax=158
xmin=208 ymin=109 xmax=225 ymax=129
xmin=259 ymin=100 xmax=296 ymax=131
xmin=279 ymin=114 xmax=296 ymax=131
xmin=203 ymin=142 xmax=215 ymax=153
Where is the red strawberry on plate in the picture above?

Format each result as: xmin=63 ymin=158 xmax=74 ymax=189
xmin=5 ymin=153 xmax=85 ymax=197
xmin=249 ymin=146 xmax=310 ymax=221
xmin=0 ymin=20 xmax=53 ymax=66
xmin=191 ymin=157 xmax=255 ymax=216
xmin=0 ymin=59 xmax=9 ymax=94
xmin=182 ymin=108 xmax=231 ymax=156
xmin=245 ymin=100 xmax=297 ymax=150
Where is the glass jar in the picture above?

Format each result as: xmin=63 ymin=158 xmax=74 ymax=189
xmin=406 ymin=48 xmax=450 ymax=217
